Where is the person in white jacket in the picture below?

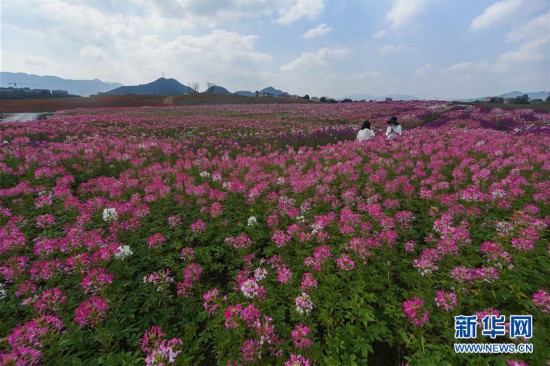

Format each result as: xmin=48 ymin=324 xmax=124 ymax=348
xmin=356 ymin=120 xmax=375 ymax=141
xmin=385 ymin=116 xmax=402 ymax=138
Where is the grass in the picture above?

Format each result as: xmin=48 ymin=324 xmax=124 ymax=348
xmin=0 ymin=94 xmax=310 ymax=113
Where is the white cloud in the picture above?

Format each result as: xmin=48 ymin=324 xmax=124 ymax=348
xmin=302 ymin=24 xmax=331 ymax=39
xmin=470 ymin=0 xmax=524 ymax=30
xmin=354 ymin=71 xmax=381 ymax=79
xmin=79 ymin=45 xmax=109 ymax=61
xmin=280 ymin=47 xmax=349 ymax=72
xmin=497 ymin=36 xmax=550 ymax=63
xmin=159 ymin=30 xmax=272 ymax=62
xmin=276 ymin=0 xmax=324 ymax=24
xmin=414 ymin=64 xmax=433 ymax=77
xmin=448 ymin=61 xmax=475 ymax=73
xmin=505 ymin=11 xmax=550 ymax=42
xmin=377 ymin=44 xmax=405 ymax=56
xmin=386 ymin=0 xmax=427 ymax=28
xmin=371 ymin=30 xmax=387 ymax=40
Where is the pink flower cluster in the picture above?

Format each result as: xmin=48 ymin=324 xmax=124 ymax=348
xmin=403 ymin=297 xmax=430 ymax=327
xmin=141 ymin=326 xmax=183 ymax=365
xmin=74 ymin=296 xmax=109 ymax=328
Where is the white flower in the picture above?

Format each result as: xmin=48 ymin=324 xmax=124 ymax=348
xmin=491 ymin=189 xmax=506 ymax=199
xmin=254 ymin=267 xmax=267 ymax=281
xmin=240 ymin=279 xmax=260 ymax=299
xmin=0 ymin=283 xmax=6 ymax=299
xmin=247 ymin=216 xmax=258 ymax=227
xmin=102 ymin=207 xmax=118 ymax=222
xmin=200 ymin=171 xmax=211 ymax=178
xmin=115 ymin=245 xmax=133 ymax=259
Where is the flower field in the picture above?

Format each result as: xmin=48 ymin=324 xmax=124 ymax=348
xmin=0 ymin=101 xmax=549 ymax=365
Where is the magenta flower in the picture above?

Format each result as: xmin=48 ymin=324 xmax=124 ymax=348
xmin=533 ymin=290 xmax=550 ymax=313
xmin=285 ymin=354 xmax=311 ymax=366
xmin=336 ymin=253 xmax=355 ymax=271
xmin=434 ymin=290 xmax=457 ymax=312
xmin=300 ymin=273 xmax=317 ymax=290
xmin=292 ymin=323 xmax=312 ymax=349
xmin=74 ymin=296 xmax=109 ymax=328
xmin=148 ymin=233 xmax=166 ymax=247
xmin=403 ymin=297 xmax=429 ymax=327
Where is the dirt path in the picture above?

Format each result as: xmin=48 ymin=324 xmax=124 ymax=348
xmin=1 ymin=113 xmax=47 ymax=122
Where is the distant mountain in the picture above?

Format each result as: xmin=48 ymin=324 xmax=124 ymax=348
xmin=105 ymin=78 xmax=192 ymax=95
xmin=498 ymin=91 xmax=548 ymax=100
xmin=0 ymin=72 xmax=122 ymax=97
xmin=235 ymin=90 xmax=256 ymax=97
xmin=455 ymin=90 xmax=549 ymax=102
xmin=260 ymin=86 xmax=286 ymax=96
xmin=345 ymin=93 xmax=419 ymax=101
xmin=204 ymin=85 xmax=231 ymax=94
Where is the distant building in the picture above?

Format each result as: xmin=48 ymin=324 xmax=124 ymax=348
xmin=0 ymin=87 xmax=76 ymax=99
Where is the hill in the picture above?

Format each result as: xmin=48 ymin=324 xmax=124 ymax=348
xmin=104 ymin=78 xmax=192 ymax=95
xmin=0 ymin=72 xmax=122 ymax=97
xmin=260 ymin=86 xmax=286 ymax=96
xmin=235 ymin=90 xmax=256 ymax=97
xmin=204 ymin=86 xmax=232 ymax=94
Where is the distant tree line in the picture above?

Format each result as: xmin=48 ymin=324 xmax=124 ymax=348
xmin=481 ymin=94 xmax=550 ymax=105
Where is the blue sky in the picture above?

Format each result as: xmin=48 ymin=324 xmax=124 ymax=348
xmin=1 ymin=0 xmax=549 ymax=99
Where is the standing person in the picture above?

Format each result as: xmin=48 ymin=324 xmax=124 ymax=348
xmin=356 ymin=120 xmax=375 ymax=141
xmin=385 ymin=116 xmax=402 ymax=139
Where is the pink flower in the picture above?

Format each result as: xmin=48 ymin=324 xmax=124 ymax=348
xmin=180 ymin=247 xmax=195 ymax=260
xmin=276 ymin=265 xmax=293 ymax=283
xmin=434 ymin=290 xmax=457 ymax=312
xmin=80 ymin=268 xmax=114 ymax=294
xmin=241 ymin=339 xmax=262 ymax=362
xmin=336 ymin=253 xmax=355 ymax=271
xmin=74 ymin=296 xmax=109 ymax=328
xmin=240 ymin=304 xmax=261 ymax=328
xmin=285 ymin=354 xmax=311 ymax=366
xmin=506 ymin=360 xmax=529 ymax=366
xmin=225 ymin=233 xmax=252 ymax=249
xmin=148 ymin=233 xmax=166 ymax=247
xmin=33 ymin=287 xmax=67 ymax=313
xmin=141 ymin=326 xmax=183 ymax=365
xmin=404 ymin=240 xmax=416 ymax=253
xmin=291 ymin=324 xmax=312 ymax=349
xmin=300 ymin=273 xmax=317 ymax=290
xmin=533 ymin=290 xmax=550 ymax=313
xmin=190 ymin=219 xmax=206 ymax=234
xmin=203 ymin=288 xmax=220 ymax=314
xmin=224 ymin=304 xmax=243 ymax=329
xmin=403 ymin=297 xmax=429 ymax=327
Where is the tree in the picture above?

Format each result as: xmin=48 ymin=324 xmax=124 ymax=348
xmin=511 ymin=94 xmax=529 ymax=104
xmin=206 ymin=82 xmax=216 ymax=93
xmin=320 ymin=97 xmax=327 ymax=103
xmin=489 ymin=97 xmax=504 ymax=103
xmin=191 ymin=82 xmax=199 ymax=94
xmin=303 ymin=94 xmax=310 ymax=100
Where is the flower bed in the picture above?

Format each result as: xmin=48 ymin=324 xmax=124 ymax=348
xmin=0 ymin=102 xmax=549 ymax=365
